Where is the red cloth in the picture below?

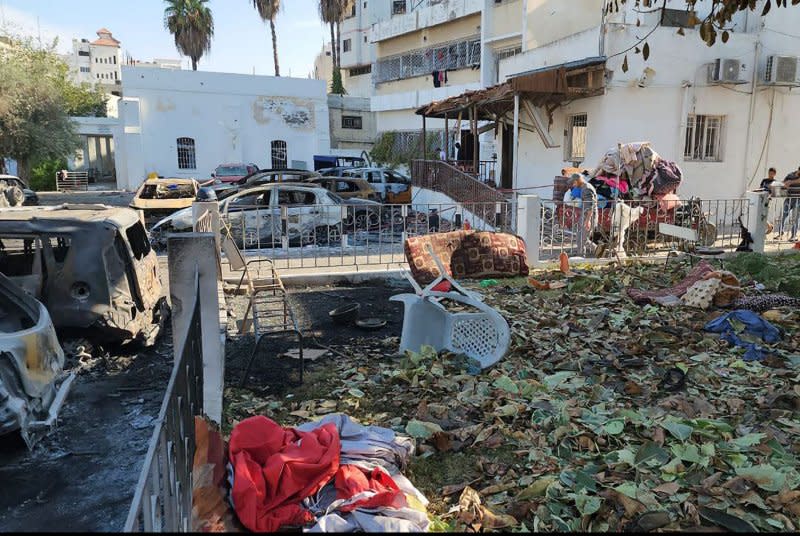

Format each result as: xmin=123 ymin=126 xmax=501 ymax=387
xmin=334 ymin=465 xmax=407 ymax=513
xmin=431 ymin=280 xmax=452 ymax=292
xmin=229 ymin=416 xmax=340 ymax=532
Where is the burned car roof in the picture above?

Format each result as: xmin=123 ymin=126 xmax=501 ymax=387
xmin=0 ymin=204 xmax=142 ymax=231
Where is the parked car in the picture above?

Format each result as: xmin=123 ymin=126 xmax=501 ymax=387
xmin=0 ymin=205 xmax=168 ymax=348
xmin=130 ymin=178 xmax=200 ymax=217
xmin=212 ymin=162 xmax=260 ymax=184
xmin=313 ymin=155 xmax=366 ymax=172
xmin=0 ymin=271 xmax=72 ymax=447
xmin=340 ymin=167 xmax=412 ymax=204
xmin=212 ymin=169 xmax=322 ymax=199
xmin=149 ymin=183 xmax=380 ymax=250
xmin=305 ymin=176 xmax=379 ymax=201
xmin=0 ymin=174 xmax=39 ymax=206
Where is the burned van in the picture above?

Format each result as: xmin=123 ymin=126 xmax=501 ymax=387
xmin=0 ymin=205 xmax=167 ymax=347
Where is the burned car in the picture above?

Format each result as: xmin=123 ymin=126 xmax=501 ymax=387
xmin=0 ymin=205 xmax=167 ymax=348
xmin=0 ymin=271 xmax=73 ymax=448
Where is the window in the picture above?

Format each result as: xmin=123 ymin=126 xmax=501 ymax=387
xmin=271 ymin=140 xmax=288 ymax=169
xmin=565 ymin=113 xmax=588 ymax=163
xmin=78 ymin=50 xmax=90 ymax=57
xmin=341 ymin=115 xmax=363 ymax=129
xmin=366 ymin=171 xmax=382 ymax=184
xmin=684 ymin=115 xmax=724 ymax=162
xmin=343 ymin=39 xmax=352 ymax=53
xmin=349 ymin=65 xmax=371 ymax=76
xmin=392 ymin=0 xmax=406 ymax=15
xmin=80 ymin=67 xmax=90 ymax=73
xmin=374 ymin=36 xmax=480 ymax=84
xmin=126 ymin=223 xmax=151 ymax=261
xmin=277 ymin=189 xmax=316 ymax=206
xmin=348 ymin=3 xmax=356 ymax=17
xmin=176 ymin=137 xmax=197 ymax=169
xmin=364 ymin=35 xmax=368 ymax=43
xmin=227 ymin=191 xmax=270 ymax=210
xmin=336 ymin=180 xmax=357 ymax=192
xmin=113 ymin=56 xmax=117 ymax=64
xmin=661 ymin=8 xmax=697 ymax=28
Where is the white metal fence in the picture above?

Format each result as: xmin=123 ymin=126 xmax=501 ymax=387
xmin=538 ymin=197 xmax=752 ymax=260
xmin=766 ymin=194 xmax=800 ymax=251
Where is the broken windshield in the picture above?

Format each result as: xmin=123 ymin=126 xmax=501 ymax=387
xmin=216 ymin=166 xmax=248 ymax=176
xmin=138 ymin=183 xmax=195 ymax=200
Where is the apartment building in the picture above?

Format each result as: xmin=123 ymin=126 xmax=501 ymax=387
xmin=417 ymin=0 xmax=800 ymax=199
xmin=64 ymin=28 xmax=123 ymax=95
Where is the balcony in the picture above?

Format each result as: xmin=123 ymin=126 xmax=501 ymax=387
xmin=372 ymin=0 xmax=482 ymax=43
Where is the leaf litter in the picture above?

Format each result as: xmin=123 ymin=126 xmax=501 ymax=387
xmin=225 ymin=254 xmax=800 ymax=532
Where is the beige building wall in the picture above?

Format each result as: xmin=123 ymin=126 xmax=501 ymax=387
xmin=376 ymin=14 xmax=482 ymax=58
xmin=375 ymin=69 xmax=478 ymax=96
xmin=525 ymin=0 xmax=604 ymax=50
xmin=491 ymin=0 xmax=522 ymax=38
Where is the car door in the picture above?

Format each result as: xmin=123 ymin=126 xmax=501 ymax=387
xmin=223 ymin=190 xmax=273 ymax=248
xmin=364 ymin=170 xmax=386 ymax=201
xmin=383 ymin=170 xmax=412 ymax=204
xmin=277 ymin=187 xmax=318 ymax=243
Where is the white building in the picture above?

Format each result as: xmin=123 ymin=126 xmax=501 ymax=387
xmin=65 ymin=28 xmax=122 ymax=94
xmin=112 ymin=67 xmax=331 ymax=190
xmin=491 ymin=0 xmax=800 ymax=199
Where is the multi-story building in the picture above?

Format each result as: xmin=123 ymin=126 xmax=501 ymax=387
xmin=65 ymin=28 xmax=122 ymax=95
xmin=412 ymin=0 xmax=800 ymax=200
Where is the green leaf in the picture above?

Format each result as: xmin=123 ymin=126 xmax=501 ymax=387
xmin=635 ymin=441 xmax=670 ymax=466
xmin=662 ymin=421 xmax=693 ymax=441
xmin=517 ymin=477 xmax=555 ymax=500
xmin=405 ymin=419 xmax=442 ymax=439
xmin=671 ymin=444 xmax=703 ymax=464
xmin=543 ymin=371 xmax=575 ymax=390
xmin=575 ymin=493 xmax=602 ymax=516
xmin=614 ymin=482 xmax=638 ymax=499
xmin=604 ymin=419 xmax=625 ymax=435
xmin=731 ymin=433 xmax=766 ymax=449
xmin=735 ymin=464 xmax=786 ymax=492
xmin=347 ymin=388 xmax=365 ymax=398
xmin=493 ymin=375 xmax=519 ymax=394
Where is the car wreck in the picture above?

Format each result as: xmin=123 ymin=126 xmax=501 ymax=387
xmin=0 ymin=205 xmax=168 ymax=348
xmin=129 ymin=177 xmax=200 ymax=218
xmin=0 ymin=271 xmax=74 ymax=448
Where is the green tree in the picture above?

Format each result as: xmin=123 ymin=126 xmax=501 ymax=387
xmin=164 ymin=0 xmax=215 ymax=71
xmin=0 ymin=36 xmax=82 ymax=182
xmin=251 ymin=0 xmax=282 ymax=77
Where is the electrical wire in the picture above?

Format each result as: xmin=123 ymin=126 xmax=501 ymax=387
xmin=746 ymin=87 xmax=776 ymax=189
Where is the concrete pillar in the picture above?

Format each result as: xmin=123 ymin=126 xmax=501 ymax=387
xmin=517 ymin=195 xmax=541 ymax=266
xmin=192 ymin=201 xmax=222 ymax=254
xmin=167 ymin=233 xmax=225 ymax=424
xmin=746 ymin=190 xmax=769 ymax=253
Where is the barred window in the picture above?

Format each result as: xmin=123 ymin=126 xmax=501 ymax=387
xmin=374 ymin=36 xmax=481 ymax=84
xmin=342 ymin=115 xmax=363 ymax=129
xmin=271 ymin=140 xmax=287 ymax=169
xmin=349 ymin=65 xmax=371 ymax=76
xmin=684 ymin=115 xmax=724 ymax=162
xmin=392 ymin=0 xmax=406 ymax=15
xmin=176 ymin=137 xmax=196 ymax=170
xmin=343 ymin=39 xmax=352 ymax=53
xmin=564 ymin=114 xmax=587 ymax=163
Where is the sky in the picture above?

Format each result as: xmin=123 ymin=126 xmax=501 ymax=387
xmin=0 ymin=0 xmax=329 ymax=77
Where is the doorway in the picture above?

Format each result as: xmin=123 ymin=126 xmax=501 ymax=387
xmin=500 ymin=124 xmax=514 ymax=189
xmin=459 ymin=130 xmax=479 ymax=171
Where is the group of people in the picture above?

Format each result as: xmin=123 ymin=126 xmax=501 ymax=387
xmin=759 ymin=165 xmax=800 ymax=241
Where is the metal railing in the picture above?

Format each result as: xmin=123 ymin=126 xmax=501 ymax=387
xmin=766 ymin=194 xmax=800 ymax=251
xmin=209 ymin=201 xmax=516 ymax=272
xmin=56 ymin=171 xmax=89 ymax=192
xmin=124 ymin=276 xmax=204 ymax=532
xmin=412 ymin=159 xmax=507 ymax=204
xmin=447 ymin=159 xmax=498 ymax=185
xmin=373 ymin=35 xmax=480 ymax=85
xmin=538 ymin=197 xmax=751 ymax=260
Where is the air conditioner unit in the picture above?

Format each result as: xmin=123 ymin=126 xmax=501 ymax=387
xmin=707 ymin=58 xmax=748 ymax=85
xmin=763 ymin=55 xmax=800 ymax=85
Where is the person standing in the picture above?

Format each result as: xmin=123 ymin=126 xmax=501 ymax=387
xmin=760 ymin=167 xmax=777 ymax=193
xmin=454 ymin=142 xmax=462 ymax=163
xmin=777 ymin=165 xmax=800 ymax=241
xmin=437 ymin=147 xmax=446 ymax=161
xmin=570 ymin=173 xmax=598 ymax=256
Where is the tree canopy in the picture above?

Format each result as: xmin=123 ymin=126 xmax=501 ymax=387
xmin=164 ymin=0 xmax=215 ymax=71
xmin=0 ymin=35 xmax=106 ymax=181
xmin=251 ymin=0 xmax=282 ymax=77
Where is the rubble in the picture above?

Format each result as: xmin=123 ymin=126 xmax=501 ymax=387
xmin=225 ymin=253 xmax=800 ymax=532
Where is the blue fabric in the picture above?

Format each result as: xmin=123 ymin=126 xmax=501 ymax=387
xmin=704 ymin=310 xmax=781 ymax=361
xmin=570 ymin=186 xmax=583 ymax=199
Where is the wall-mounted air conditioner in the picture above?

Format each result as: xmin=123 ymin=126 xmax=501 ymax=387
xmin=707 ymin=58 xmax=748 ymax=85
xmin=763 ymin=55 xmax=800 ymax=85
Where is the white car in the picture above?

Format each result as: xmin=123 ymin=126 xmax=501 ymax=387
xmin=149 ymin=183 xmax=345 ymax=250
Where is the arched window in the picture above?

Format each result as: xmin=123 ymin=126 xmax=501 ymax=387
xmin=271 ymin=140 xmax=287 ymax=170
xmin=177 ymin=137 xmax=197 ymax=170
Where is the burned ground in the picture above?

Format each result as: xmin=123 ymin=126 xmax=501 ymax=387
xmin=223 ymin=255 xmax=800 ymax=532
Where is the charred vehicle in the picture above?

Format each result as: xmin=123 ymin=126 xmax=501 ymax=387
xmin=0 ymin=205 xmax=167 ymax=348
xmin=0 ymin=271 xmax=73 ymax=448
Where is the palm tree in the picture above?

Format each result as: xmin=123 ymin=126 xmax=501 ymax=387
xmin=318 ymin=0 xmax=341 ymax=71
xmin=164 ymin=0 xmax=214 ymax=71
xmin=251 ymin=0 xmax=282 ymax=77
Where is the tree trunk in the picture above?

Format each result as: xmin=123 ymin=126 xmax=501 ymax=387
xmin=16 ymin=158 xmax=31 ymax=184
xmin=335 ymin=21 xmax=342 ymax=70
xmin=271 ymin=19 xmax=280 ymax=77
xmin=192 ymin=57 xmax=198 ymax=71
xmin=329 ymin=21 xmax=337 ymax=74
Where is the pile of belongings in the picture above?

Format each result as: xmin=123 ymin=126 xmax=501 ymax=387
xmin=227 ymin=413 xmax=430 ymax=532
xmin=589 ymin=141 xmax=683 ymax=207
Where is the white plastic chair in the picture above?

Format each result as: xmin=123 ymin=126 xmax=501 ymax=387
xmin=391 ymin=244 xmax=510 ymax=369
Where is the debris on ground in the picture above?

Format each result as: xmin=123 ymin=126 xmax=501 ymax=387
xmin=224 ymin=253 xmax=800 ymax=532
